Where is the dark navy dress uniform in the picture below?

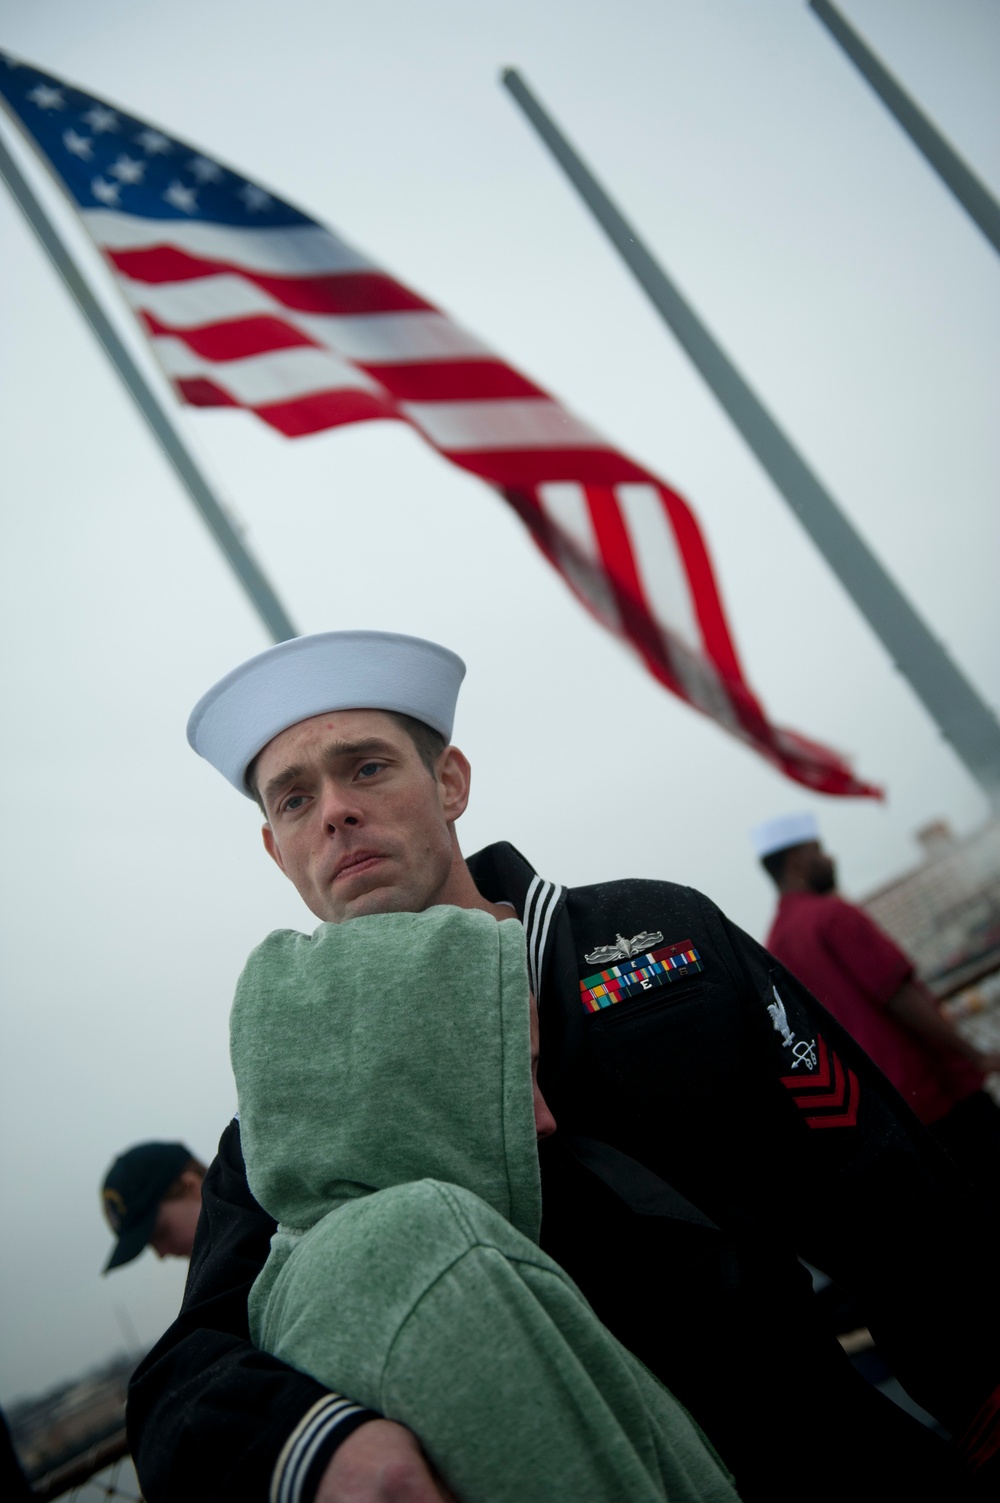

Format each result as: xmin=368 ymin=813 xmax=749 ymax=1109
xmin=129 ymin=843 xmax=1000 ymax=1502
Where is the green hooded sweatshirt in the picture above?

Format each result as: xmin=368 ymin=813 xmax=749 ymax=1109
xmin=231 ymin=906 xmax=739 ymax=1503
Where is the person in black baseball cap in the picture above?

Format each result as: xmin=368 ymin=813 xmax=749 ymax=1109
xmin=101 ymin=1142 xmax=207 ymax=1273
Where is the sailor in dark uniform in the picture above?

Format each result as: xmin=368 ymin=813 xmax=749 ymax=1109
xmin=129 ymin=631 xmax=1000 ymax=1503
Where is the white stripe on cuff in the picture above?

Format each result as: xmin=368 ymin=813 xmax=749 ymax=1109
xmin=271 ymin=1394 xmax=368 ymax=1503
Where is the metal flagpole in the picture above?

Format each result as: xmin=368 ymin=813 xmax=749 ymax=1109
xmin=501 ymin=67 xmax=1000 ymax=807
xmin=810 ymin=0 xmax=1000 ymax=258
xmin=0 ymin=119 xmax=299 ymax=645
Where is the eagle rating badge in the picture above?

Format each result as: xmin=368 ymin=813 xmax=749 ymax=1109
xmin=767 ymin=986 xmax=818 ymax=1072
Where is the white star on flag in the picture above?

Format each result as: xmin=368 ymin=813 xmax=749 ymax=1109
xmin=90 ymin=176 xmax=121 ymax=206
xmin=63 ymin=129 xmax=93 ymax=160
xmin=27 ymin=83 xmax=63 ymax=109
xmin=163 ymin=179 xmax=197 ymax=213
xmin=109 ymin=154 xmax=145 ymax=184
xmin=188 ymin=156 xmax=223 ymax=184
xmin=236 ymin=183 xmax=273 ymax=212
xmin=82 ymin=104 xmax=118 ymax=133
xmin=135 ymin=128 xmax=171 ymax=154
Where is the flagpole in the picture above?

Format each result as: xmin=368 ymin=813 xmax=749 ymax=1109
xmin=809 ymin=0 xmax=1000 ymax=258
xmin=500 ymin=67 xmax=1000 ymax=807
xmin=0 ymin=119 xmax=299 ymax=645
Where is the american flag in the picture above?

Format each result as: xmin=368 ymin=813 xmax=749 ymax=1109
xmin=0 ymin=52 xmax=879 ymax=797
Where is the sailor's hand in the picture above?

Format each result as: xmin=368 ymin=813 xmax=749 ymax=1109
xmin=315 ymin=1419 xmax=457 ymax=1501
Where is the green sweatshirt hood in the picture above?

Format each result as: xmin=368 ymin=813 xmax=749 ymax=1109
xmin=231 ymin=906 xmax=541 ymax=1243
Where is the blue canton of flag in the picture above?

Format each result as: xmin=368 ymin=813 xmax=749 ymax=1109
xmin=0 ymin=51 xmax=307 ymax=227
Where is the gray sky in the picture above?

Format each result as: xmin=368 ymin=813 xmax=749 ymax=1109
xmin=0 ymin=0 xmax=997 ymax=1404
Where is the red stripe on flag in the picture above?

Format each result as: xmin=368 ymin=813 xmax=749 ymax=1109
xmin=106 ymin=247 xmax=433 ymax=313
xmin=772 ymin=726 xmax=878 ymax=797
xmin=586 ymin=486 xmax=685 ymax=697
xmin=253 ymin=388 xmax=394 ymax=437
xmin=142 ymin=311 xmax=317 ymax=361
xmin=251 ymin=271 xmax=433 ymax=316
xmin=362 ymin=359 xmax=544 ymax=403
xmin=654 ymin=481 xmax=745 ymax=684
xmin=506 ymin=486 xmax=628 ymax=660
xmin=104 ymin=246 xmax=226 ymax=284
xmin=176 ymin=377 xmax=392 ymax=433
xmin=175 ymin=376 xmax=240 ymax=408
xmin=453 ymin=448 xmax=645 ymax=488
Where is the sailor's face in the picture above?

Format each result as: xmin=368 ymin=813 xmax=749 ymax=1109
xmin=529 ymin=995 xmax=556 ymax=1141
xmin=803 ymin=841 xmax=837 ymax=894
xmin=257 ymin=709 xmax=467 ymax=924
xmin=149 ymin=1180 xmax=203 ymax=1260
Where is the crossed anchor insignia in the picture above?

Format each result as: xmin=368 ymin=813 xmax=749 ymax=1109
xmin=767 ymin=985 xmax=817 ymax=1071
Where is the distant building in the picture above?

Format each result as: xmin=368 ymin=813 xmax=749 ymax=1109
xmin=861 ymin=819 xmax=1000 ymax=993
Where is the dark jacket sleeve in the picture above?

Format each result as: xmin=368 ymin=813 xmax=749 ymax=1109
xmin=127 ymin=1119 xmax=377 ymax=1503
xmin=714 ymin=903 xmax=1000 ymax=1489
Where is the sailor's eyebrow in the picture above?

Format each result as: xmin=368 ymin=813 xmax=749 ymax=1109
xmin=262 ymin=763 xmax=306 ymax=805
xmin=262 ymin=739 xmax=397 ymax=807
xmin=322 ymin=737 xmax=396 ymax=763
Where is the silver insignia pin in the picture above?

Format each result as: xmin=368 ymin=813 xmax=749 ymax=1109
xmin=584 ymin=931 xmax=664 ymax=966
xmin=767 ymin=986 xmax=795 ymax=1048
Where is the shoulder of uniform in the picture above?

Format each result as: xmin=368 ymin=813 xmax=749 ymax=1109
xmin=567 ymin=875 xmax=703 ymax=905
xmin=217 ymin=1114 xmax=246 ymax=1171
xmin=563 ymin=877 xmax=724 ymax=941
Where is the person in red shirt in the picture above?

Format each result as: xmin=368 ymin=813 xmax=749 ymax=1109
xmin=754 ymin=812 xmax=1000 ymax=1196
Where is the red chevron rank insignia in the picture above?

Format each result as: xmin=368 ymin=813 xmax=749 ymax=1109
xmin=766 ymin=983 xmax=860 ymax=1129
xmin=780 ymin=1034 xmax=860 ymax=1129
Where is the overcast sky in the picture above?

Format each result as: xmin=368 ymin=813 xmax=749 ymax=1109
xmin=0 ymin=0 xmax=997 ymax=1405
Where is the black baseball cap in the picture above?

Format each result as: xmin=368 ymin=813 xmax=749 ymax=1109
xmin=101 ymin=1141 xmax=193 ymax=1273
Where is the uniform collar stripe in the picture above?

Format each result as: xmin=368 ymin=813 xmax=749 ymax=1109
xmin=524 ymin=875 xmax=548 ymax=995
xmin=523 ymin=875 xmax=563 ymax=1003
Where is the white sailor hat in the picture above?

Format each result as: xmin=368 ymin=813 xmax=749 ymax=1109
xmin=750 ymin=811 xmax=820 ymax=860
xmin=187 ymin=630 xmax=466 ymax=797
